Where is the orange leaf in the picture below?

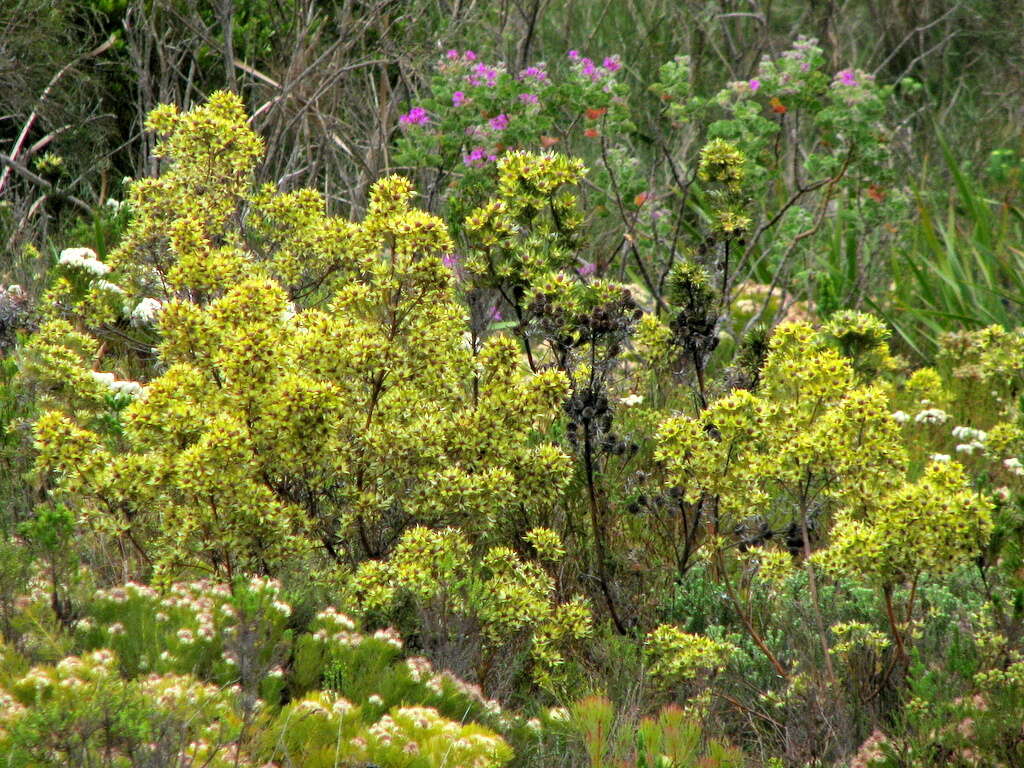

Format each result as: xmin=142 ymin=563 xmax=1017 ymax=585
xmin=540 ymin=135 xmax=560 ymax=147
xmin=770 ymin=97 xmax=787 ymax=114
xmin=585 ymin=107 xmax=608 ymax=120
xmin=584 ymin=128 xmax=600 ymax=138
xmin=867 ymin=185 xmax=886 ymax=203
xmin=634 ymin=192 xmax=649 ymax=207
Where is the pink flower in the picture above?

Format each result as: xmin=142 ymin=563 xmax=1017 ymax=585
xmin=519 ymin=93 xmax=539 ymax=104
xmin=519 ymin=66 xmax=548 ymax=82
xmin=446 ymin=49 xmax=459 ymax=59
xmin=464 ymin=50 xmax=477 ymax=61
xmin=489 ymin=306 xmax=503 ymax=321
xmin=576 ymin=261 xmax=597 ymax=277
xmin=488 ymin=113 xmax=509 ymax=130
xmin=748 ymin=78 xmax=761 ymax=93
xmin=399 ymin=106 xmax=430 ymax=126
xmin=442 ymin=253 xmax=460 ymax=269
xmin=452 ymin=91 xmax=467 ymax=107
xmin=463 ymin=147 xmax=497 ymax=167
xmin=467 ymin=63 xmax=498 ymax=87
xmin=602 ymin=56 xmax=622 ymax=73
xmin=837 ymin=69 xmax=857 ymax=86
xmin=568 ymin=50 xmax=581 ymax=60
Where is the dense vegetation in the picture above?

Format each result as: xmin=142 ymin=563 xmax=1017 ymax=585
xmin=2 ymin=1 xmax=1024 ymax=766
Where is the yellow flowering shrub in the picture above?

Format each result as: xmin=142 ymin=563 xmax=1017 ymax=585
xmin=25 ymin=92 xmax=571 ymax=579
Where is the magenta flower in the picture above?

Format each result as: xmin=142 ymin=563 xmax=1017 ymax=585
xmin=748 ymin=78 xmax=761 ymax=93
xmin=446 ymin=49 xmax=459 ymax=59
xmin=837 ymin=69 xmax=857 ymax=86
xmin=399 ymin=106 xmax=430 ymax=126
xmin=488 ymin=113 xmax=509 ymax=131
xmin=442 ymin=253 xmax=460 ymax=269
xmin=568 ymin=49 xmax=581 ymax=60
xmin=452 ymin=91 xmax=467 ymax=107
xmin=467 ymin=63 xmax=498 ymax=87
xmin=464 ymin=50 xmax=477 ymax=61
xmin=519 ymin=66 xmax=548 ymax=82
xmin=602 ymin=56 xmax=622 ymax=73
xmin=576 ymin=261 xmax=597 ymax=277
xmin=489 ymin=305 xmax=503 ymax=321
xmin=463 ymin=147 xmax=497 ymax=167
xmin=519 ymin=92 xmax=539 ymax=104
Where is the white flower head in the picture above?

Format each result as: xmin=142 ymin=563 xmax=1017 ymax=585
xmin=890 ymin=410 xmax=910 ymax=424
xmin=94 ymin=279 xmax=125 ymax=295
xmin=132 ymin=297 xmax=163 ymax=323
xmin=110 ymin=379 xmax=143 ymax=397
xmin=619 ymin=394 xmax=644 ymax=407
xmin=59 ymin=247 xmax=111 ymax=276
xmin=90 ymin=371 xmax=116 ymax=388
xmin=930 ymin=453 xmax=951 ymax=462
xmin=915 ymin=408 xmax=949 ymax=426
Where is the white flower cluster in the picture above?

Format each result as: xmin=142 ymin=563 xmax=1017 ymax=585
xmin=405 ymin=656 xmax=433 ymax=682
xmin=372 ymin=627 xmax=404 ymax=649
xmin=58 ymin=247 xmax=111 ymax=276
xmin=1004 ymin=458 xmax=1024 ymax=477
xmin=890 ymin=410 xmax=911 ymax=424
xmin=315 ymin=606 xmax=356 ymax=631
xmin=132 ymin=297 xmax=163 ymax=322
xmin=914 ymin=408 xmax=949 ymax=425
xmin=930 ymin=453 xmax=951 ymax=462
xmin=953 ymin=425 xmax=987 ymax=456
xmin=94 ymin=279 xmax=125 ymax=295
xmin=90 ymin=370 xmax=143 ymax=397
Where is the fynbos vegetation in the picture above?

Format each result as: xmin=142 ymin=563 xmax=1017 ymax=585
xmin=2 ymin=2 xmax=1023 ymax=766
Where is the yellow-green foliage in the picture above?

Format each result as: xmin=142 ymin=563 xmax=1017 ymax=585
xmin=464 ymin=150 xmax=586 ymax=287
xmin=657 ymin=321 xmax=903 ymax=531
xmin=938 ymin=325 xmax=1024 ymax=423
xmin=354 ymin=526 xmax=591 ymax=691
xmin=566 ymin=695 xmax=743 ymax=768
xmin=0 ymin=574 xmax=518 ymax=768
xmin=0 ymin=648 xmax=248 ymax=767
xmin=25 ymin=93 xmax=571 ymax=578
xmin=819 ymin=460 xmax=993 ymax=586
xmin=264 ymin=697 xmax=512 ymax=768
xmin=644 ymin=624 xmax=734 ymax=684
xmin=655 ymin=318 xmax=992 ymax=586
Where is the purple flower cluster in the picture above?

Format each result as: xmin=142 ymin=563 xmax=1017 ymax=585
xmin=446 ymin=49 xmax=477 ymax=61
xmin=452 ymin=91 xmax=467 ymax=107
xmin=488 ymin=113 xmax=510 ymax=131
xmin=518 ymin=66 xmax=548 ymax=82
xmin=463 ymin=146 xmax=497 ymax=167
xmin=569 ymin=50 xmax=622 ymax=82
xmin=467 ymin=62 xmax=499 ymax=87
xmin=518 ymin=92 xmax=539 ymax=104
xmin=749 ymin=78 xmax=762 ymax=93
xmin=836 ymin=69 xmax=858 ymax=87
xmin=399 ymin=106 xmax=430 ymax=126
